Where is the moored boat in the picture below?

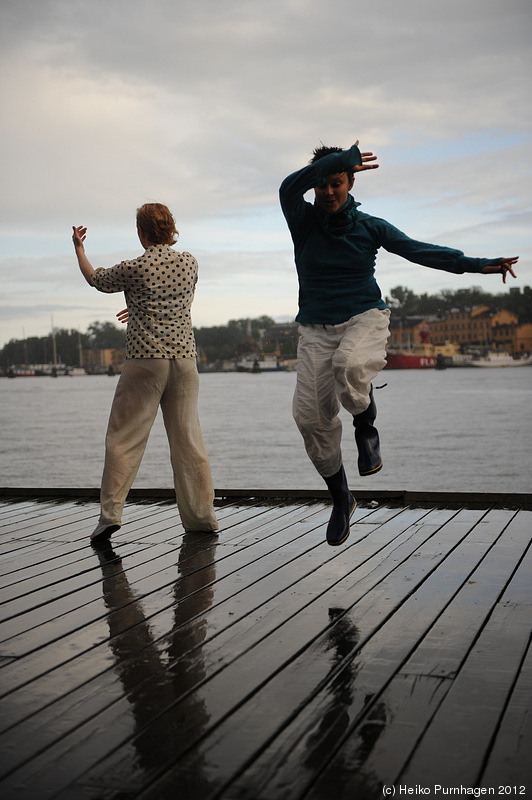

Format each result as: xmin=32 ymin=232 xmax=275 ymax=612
xmin=386 ymin=328 xmax=473 ymax=369
xmin=470 ymin=352 xmax=532 ymax=368
xmin=385 ymin=349 xmax=438 ymax=369
xmin=7 ymin=365 xmax=36 ymax=377
xmin=236 ymin=354 xmax=287 ymax=373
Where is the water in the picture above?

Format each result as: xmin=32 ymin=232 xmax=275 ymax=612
xmin=1 ymin=368 xmax=531 ymax=493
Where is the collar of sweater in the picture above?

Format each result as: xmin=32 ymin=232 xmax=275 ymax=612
xmin=314 ymin=194 xmax=361 ymax=231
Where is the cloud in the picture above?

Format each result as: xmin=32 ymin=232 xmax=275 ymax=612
xmin=1 ymin=0 xmax=531 ymax=346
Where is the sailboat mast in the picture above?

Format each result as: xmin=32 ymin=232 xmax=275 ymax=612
xmin=51 ymin=315 xmax=57 ymax=366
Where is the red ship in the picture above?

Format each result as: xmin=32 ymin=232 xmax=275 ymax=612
xmin=385 ymin=324 xmax=438 ymax=369
xmin=385 ymin=350 xmax=438 ymax=369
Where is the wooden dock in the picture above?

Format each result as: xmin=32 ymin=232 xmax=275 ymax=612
xmin=0 ymin=488 xmax=531 ymax=799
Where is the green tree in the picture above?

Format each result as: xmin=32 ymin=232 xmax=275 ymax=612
xmin=0 ymin=328 xmax=90 ymax=369
xmin=384 ymin=284 xmax=532 ymax=321
xmin=506 ymin=286 xmax=532 ymax=323
xmin=194 ymin=323 xmax=243 ymax=361
xmin=385 ymin=286 xmax=418 ymax=317
xmin=86 ymin=321 xmax=126 ymax=349
xmin=194 ymin=316 xmax=277 ymax=362
xmin=439 ymin=286 xmax=494 ymax=312
xmin=416 ymin=293 xmax=446 ymax=316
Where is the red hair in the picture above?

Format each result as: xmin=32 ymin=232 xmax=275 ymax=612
xmin=136 ymin=203 xmax=178 ymax=245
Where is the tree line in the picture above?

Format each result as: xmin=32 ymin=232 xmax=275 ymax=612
xmin=0 ymin=321 xmax=126 ymax=370
xmin=386 ymin=284 xmax=532 ymax=322
xmin=2 ymin=285 xmax=530 ymax=369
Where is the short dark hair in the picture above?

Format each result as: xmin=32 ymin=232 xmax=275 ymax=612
xmin=136 ymin=203 xmax=178 ymax=245
xmin=310 ymin=145 xmax=354 ymax=179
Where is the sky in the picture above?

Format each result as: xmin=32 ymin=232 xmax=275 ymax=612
xmin=1 ymin=0 xmax=531 ymax=348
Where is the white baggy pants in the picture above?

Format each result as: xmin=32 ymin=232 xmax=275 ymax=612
xmin=98 ymin=358 xmax=218 ymax=532
xmin=293 ymin=308 xmax=390 ymax=479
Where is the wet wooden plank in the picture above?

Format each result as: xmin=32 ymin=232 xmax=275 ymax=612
xmin=0 ymin=502 xmax=296 ymax=678
xmin=0 ymin=501 xmax=88 ymax=538
xmin=54 ymin=509 xmax=470 ymax=798
xmin=0 ymin=505 xmax=424 ymax=794
xmin=0 ymin=504 xmax=324 ymax=792
xmin=398 ymin=513 xmax=532 ymax=788
xmin=0 ymin=495 xmax=530 ymax=800
xmin=0 ymin=499 xmax=244 ymax=599
xmin=0 ymin=499 xmax=361 ymax=729
xmin=480 ymin=638 xmax=532 ymax=786
xmin=0 ymin=501 xmax=335 ymax=730
xmin=215 ymin=508 xmax=498 ymax=799
xmin=0 ymin=502 xmax=319 ymax=659
xmin=0 ymin=496 xmax=259 ymax=594
xmin=297 ymin=511 xmax=530 ymax=799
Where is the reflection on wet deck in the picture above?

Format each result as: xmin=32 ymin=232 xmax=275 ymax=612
xmin=0 ymin=489 xmax=531 ymax=799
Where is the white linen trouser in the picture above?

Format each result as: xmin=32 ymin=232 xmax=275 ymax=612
xmin=293 ymin=308 xmax=390 ymax=479
xmin=99 ymin=358 xmax=218 ymax=532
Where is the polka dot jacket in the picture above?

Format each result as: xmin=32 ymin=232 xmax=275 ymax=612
xmin=91 ymin=245 xmax=198 ymax=359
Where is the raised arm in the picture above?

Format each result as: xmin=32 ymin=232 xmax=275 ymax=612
xmin=280 ymin=141 xmax=377 ymax=232
xmin=72 ymin=225 xmax=95 ymax=285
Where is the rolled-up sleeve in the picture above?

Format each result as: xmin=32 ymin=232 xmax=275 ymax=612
xmin=91 ymin=264 xmax=128 ymax=293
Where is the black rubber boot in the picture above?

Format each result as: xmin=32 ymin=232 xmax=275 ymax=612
xmin=323 ymin=466 xmax=357 ymax=546
xmin=353 ymin=386 xmax=382 ymax=476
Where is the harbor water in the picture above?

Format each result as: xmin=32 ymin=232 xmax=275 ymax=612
xmin=1 ymin=367 xmax=531 ymax=493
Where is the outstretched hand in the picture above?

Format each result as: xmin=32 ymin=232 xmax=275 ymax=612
xmin=481 ymin=257 xmax=518 ymax=284
xmin=72 ymin=225 xmax=87 ymax=251
xmin=353 ymin=139 xmax=379 ymax=172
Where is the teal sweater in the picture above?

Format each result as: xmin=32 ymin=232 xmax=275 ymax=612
xmin=280 ymin=145 xmax=501 ymax=324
